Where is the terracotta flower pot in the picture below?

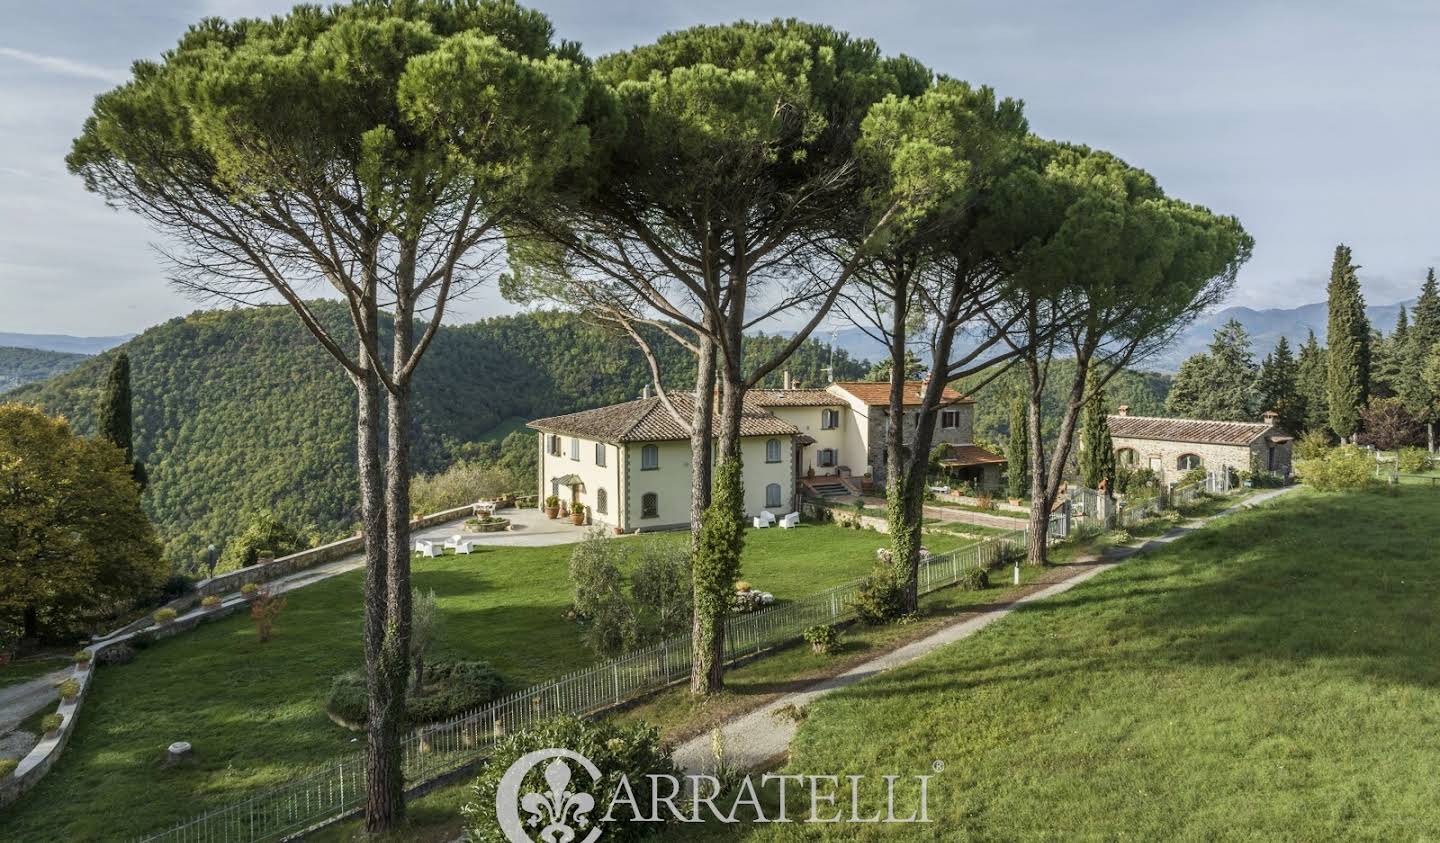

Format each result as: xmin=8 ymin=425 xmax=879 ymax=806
xmin=546 ymin=507 xmax=560 ymax=519
xmin=1008 ymin=498 xmax=1022 ymax=507
xmin=571 ymin=512 xmax=585 ymax=526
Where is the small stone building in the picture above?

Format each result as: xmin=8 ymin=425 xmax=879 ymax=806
xmin=1107 ymin=406 xmax=1294 ymax=486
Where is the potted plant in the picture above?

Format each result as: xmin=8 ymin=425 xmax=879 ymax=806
xmin=201 ymin=595 xmax=222 ymax=611
xmin=56 ymin=679 xmax=80 ymax=703
xmin=73 ymin=650 xmax=91 ymax=671
xmin=571 ymin=503 xmax=587 ymax=526
xmin=41 ymin=713 xmax=63 ymax=738
xmin=154 ymin=607 xmax=178 ymax=625
xmin=240 ymin=582 xmax=260 ymax=600
xmin=544 ymin=495 xmax=561 ymax=519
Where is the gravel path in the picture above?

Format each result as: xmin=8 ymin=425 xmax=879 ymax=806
xmin=673 ymin=484 xmax=1298 ymax=774
xmin=0 ymin=668 xmax=68 ymax=737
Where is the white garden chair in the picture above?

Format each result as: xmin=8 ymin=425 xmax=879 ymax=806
xmin=780 ymin=512 xmax=800 ymax=529
xmin=751 ymin=516 xmax=770 ymax=529
xmin=414 ymin=540 xmax=441 ymax=558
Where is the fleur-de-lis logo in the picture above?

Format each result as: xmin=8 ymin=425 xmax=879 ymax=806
xmin=496 ymin=749 xmax=604 ymax=843
xmin=519 ymin=758 xmax=595 ymax=843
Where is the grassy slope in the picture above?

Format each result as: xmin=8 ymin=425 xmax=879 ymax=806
xmin=0 ymin=525 xmax=965 ymax=841
xmin=744 ymin=487 xmax=1440 ymax=841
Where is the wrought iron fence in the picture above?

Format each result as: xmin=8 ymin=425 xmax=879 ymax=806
xmin=134 ymin=527 xmax=1028 ymax=843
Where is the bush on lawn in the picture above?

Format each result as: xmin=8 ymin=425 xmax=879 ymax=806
xmin=958 ymin=567 xmax=989 ymax=591
xmin=1398 ymin=447 xmax=1432 ymax=474
xmin=96 ymin=644 xmax=134 ymax=666
xmin=72 ymin=650 xmax=90 ymax=666
xmin=40 ymin=713 xmax=62 ymax=735
xmin=1297 ymin=445 xmax=1376 ymax=492
xmin=0 ymin=759 xmax=16 ymax=779
xmin=327 ymin=660 xmax=506 ymax=727
xmin=853 ymin=570 xmax=907 ymax=625
xmin=463 ymin=715 xmax=675 ymax=843
xmin=200 ymin=595 xmax=221 ymax=609
xmin=804 ymin=624 xmax=841 ymax=654
xmin=1295 ymin=429 xmax=1333 ymax=461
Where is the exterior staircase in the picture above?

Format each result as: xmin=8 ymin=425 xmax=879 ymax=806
xmin=808 ymin=479 xmax=851 ymax=499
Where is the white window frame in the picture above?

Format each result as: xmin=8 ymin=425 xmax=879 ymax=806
xmin=820 ymin=408 xmax=839 ymax=430
xmin=569 ymin=437 xmax=580 ymax=461
xmin=641 ymin=444 xmax=659 ymax=471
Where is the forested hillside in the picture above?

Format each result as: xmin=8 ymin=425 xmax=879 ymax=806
xmin=8 ymin=304 xmax=865 ymax=570
xmin=964 ymin=360 xmax=1172 ymax=446
xmin=0 ymin=346 xmax=89 ymax=391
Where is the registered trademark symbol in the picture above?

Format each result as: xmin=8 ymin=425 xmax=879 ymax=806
xmin=932 ymin=759 xmax=945 ymax=773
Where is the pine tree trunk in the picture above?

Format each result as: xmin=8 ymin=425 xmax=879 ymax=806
xmin=1026 ymin=386 xmax=1050 ymax=565
xmin=690 ymin=336 xmax=716 ymax=532
xmin=1429 ymin=421 xmax=1435 ymax=453
xmin=691 ymin=373 xmax=746 ymax=694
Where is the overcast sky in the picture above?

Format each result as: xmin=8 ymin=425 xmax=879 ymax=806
xmin=3 ymin=0 xmax=1439 ymax=335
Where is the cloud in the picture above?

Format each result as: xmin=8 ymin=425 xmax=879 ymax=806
xmin=0 ymin=46 xmax=124 ymax=83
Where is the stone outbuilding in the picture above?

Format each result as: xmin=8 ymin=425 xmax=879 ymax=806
xmin=1107 ymin=406 xmax=1294 ymax=486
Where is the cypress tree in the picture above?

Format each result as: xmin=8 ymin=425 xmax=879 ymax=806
xmin=1326 ymin=244 xmax=1370 ymax=441
xmin=1079 ymin=378 xmax=1116 ymax=494
xmin=97 ymin=351 xmax=145 ymax=489
xmin=1296 ymin=330 xmax=1329 ymax=434
xmin=1400 ymin=268 xmax=1440 ymax=450
xmin=1006 ymin=393 xmax=1029 ymax=500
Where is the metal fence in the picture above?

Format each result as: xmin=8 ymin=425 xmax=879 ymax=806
xmin=135 ymin=527 xmax=1030 ymax=843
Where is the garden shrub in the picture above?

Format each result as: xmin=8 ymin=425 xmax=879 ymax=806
xmin=853 ymin=570 xmax=906 ymax=625
xmin=56 ymin=679 xmax=79 ymax=701
xmin=40 ymin=713 xmax=62 ymax=735
xmin=1297 ymin=445 xmax=1376 ymax=492
xmin=1398 ymin=447 xmax=1432 ymax=474
xmin=200 ymin=595 xmax=221 ymax=609
xmin=1295 ymin=429 xmax=1333 ymax=461
xmin=240 ymin=583 xmax=260 ymax=598
xmin=803 ymin=624 xmax=840 ymax=654
xmin=327 ymin=660 xmax=507 ymax=726
xmin=958 ymin=567 xmax=990 ymax=591
xmin=629 ymin=537 xmax=691 ymax=641
xmin=0 ymin=759 xmax=16 ymax=778
xmin=72 ymin=650 xmax=90 ymax=665
xmin=153 ymin=608 xmax=177 ymax=624
xmin=463 ymin=716 xmax=675 ymax=843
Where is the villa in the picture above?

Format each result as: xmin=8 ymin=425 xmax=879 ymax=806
xmin=1108 ymin=405 xmax=1294 ymax=486
xmin=528 ymin=377 xmax=1004 ymax=532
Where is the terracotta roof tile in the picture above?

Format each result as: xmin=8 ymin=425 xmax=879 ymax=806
xmin=1107 ymin=414 xmax=1281 ymax=447
xmin=937 ymin=443 xmax=1007 ymax=466
xmin=830 ymin=380 xmax=972 ymax=407
xmin=529 ymin=393 xmax=798 ymax=443
xmin=749 ymin=388 xmax=846 ymax=407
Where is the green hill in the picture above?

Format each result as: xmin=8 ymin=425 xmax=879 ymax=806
xmin=6 ymin=304 xmax=866 ymax=569
xmin=0 ymin=345 xmax=89 ymax=391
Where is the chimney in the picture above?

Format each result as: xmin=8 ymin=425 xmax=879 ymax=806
xmin=783 ymin=370 xmax=792 ymax=390
xmin=1116 ymin=405 xmax=1130 ymax=417
xmin=642 ymin=383 xmax=652 ymax=400
xmin=1262 ymin=409 xmax=1279 ymax=425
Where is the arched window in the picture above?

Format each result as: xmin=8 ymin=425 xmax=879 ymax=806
xmin=641 ymin=444 xmax=659 ymax=470
xmin=1177 ymin=453 xmax=1202 ymax=471
xmin=641 ymin=492 xmax=659 ymax=519
xmin=596 ymin=488 xmax=608 ymax=514
xmin=765 ymin=483 xmax=782 ymax=508
xmin=1116 ymin=447 xmax=1138 ymax=467
xmin=765 ymin=438 xmax=781 ymax=463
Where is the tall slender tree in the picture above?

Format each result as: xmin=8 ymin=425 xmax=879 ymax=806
xmin=97 ymin=351 xmax=145 ymax=489
xmin=1400 ymin=268 xmax=1440 ymax=450
xmin=68 ymin=2 xmax=595 ymax=829
xmin=1079 ymin=377 xmax=1116 ymax=494
xmin=1006 ymin=393 xmax=1029 ymax=501
xmin=1296 ymin=329 xmax=1330 ymax=434
xmin=1326 ymin=244 xmax=1370 ymax=441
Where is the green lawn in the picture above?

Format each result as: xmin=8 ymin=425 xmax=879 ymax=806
xmin=0 ymin=655 xmax=66 ymax=691
xmin=724 ymin=487 xmax=1440 ymax=841
xmin=0 ymin=524 xmax=969 ymax=841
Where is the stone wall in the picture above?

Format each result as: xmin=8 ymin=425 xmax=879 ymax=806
xmin=867 ymin=403 xmax=976 ymax=484
xmin=1112 ymin=437 xmax=1255 ymax=485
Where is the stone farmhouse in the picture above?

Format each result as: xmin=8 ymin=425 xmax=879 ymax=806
xmin=528 ymin=378 xmax=1004 ymax=532
xmin=1108 ymin=405 xmax=1294 ymax=486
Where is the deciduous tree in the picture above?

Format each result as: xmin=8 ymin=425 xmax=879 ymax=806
xmin=0 ymin=404 xmax=165 ymax=641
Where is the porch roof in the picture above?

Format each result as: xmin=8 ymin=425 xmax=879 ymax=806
xmin=937 ymin=444 xmax=1006 ymax=467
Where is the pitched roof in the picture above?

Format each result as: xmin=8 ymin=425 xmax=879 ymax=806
xmin=529 ymin=393 xmax=798 ymax=443
xmin=749 ymin=388 xmax=846 ymax=407
xmin=830 ymin=380 xmax=973 ymax=407
xmin=1107 ymin=414 xmax=1280 ymax=447
xmin=937 ymin=443 xmax=1007 ymax=467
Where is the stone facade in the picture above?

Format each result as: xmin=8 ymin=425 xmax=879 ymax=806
xmin=1108 ymin=408 xmax=1294 ymax=485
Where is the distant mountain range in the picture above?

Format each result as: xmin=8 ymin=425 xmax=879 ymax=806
xmin=0 ymin=346 xmax=90 ymax=391
xmin=0 ymin=331 xmax=135 ymax=355
xmin=818 ymin=298 xmax=1414 ymax=374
